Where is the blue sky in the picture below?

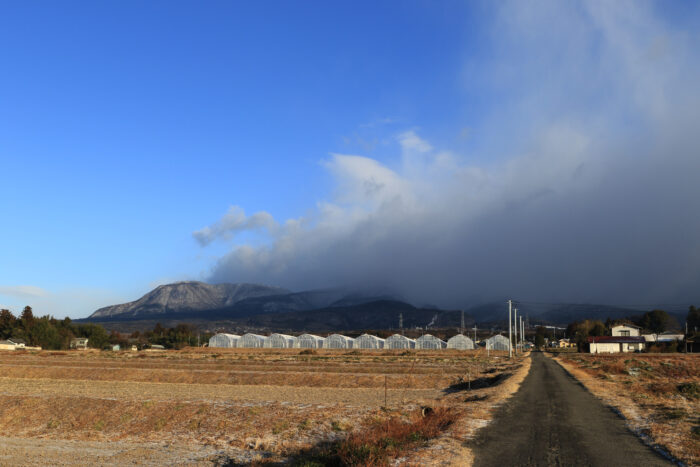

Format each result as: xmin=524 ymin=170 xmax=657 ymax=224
xmin=2 ymin=1 xmax=699 ymax=317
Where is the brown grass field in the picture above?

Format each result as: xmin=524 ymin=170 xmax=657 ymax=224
xmin=0 ymin=348 xmax=530 ymax=466
xmin=554 ymin=353 xmax=700 ymax=466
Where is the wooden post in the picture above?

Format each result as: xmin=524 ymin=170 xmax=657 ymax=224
xmin=384 ymin=375 xmax=388 ymax=408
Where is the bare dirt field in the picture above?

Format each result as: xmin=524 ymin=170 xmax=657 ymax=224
xmin=555 ymin=353 xmax=700 ymax=466
xmin=0 ymin=348 xmax=530 ymax=466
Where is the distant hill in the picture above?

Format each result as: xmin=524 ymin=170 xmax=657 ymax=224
xmin=89 ymin=281 xmax=290 ymax=319
xmin=85 ymin=282 xmax=406 ymax=324
xmin=85 ymin=281 xmax=683 ymax=332
xmin=463 ymin=302 xmax=679 ymax=327
xmin=224 ymin=300 xmax=470 ymax=333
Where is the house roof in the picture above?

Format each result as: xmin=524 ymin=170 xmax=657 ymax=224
xmin=8 ymin=338 xmax=26 ymax=344
xmin=611 ymin=323 xmax=641 ymax=329
xmin=587 ymin=336 xmax=646 ymax=344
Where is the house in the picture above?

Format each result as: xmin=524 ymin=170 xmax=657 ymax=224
xmin=0 ymin=338 xmax=27 ymax=350
xmin=588 ymin=336 xmax=645 ymax=353
xmin=557 ymin=338 xmax=575 ymax=348
xmin=611 ymin=324 xmax=641 ymax=337
xmin=70 ymin=337 xmax=89 ymax=350
xmin=0 ymin=340 xmax=17 ymax=350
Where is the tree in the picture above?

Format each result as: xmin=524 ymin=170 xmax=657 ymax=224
xmin=590 ymin=321 xmax=606 ymax=336
xmin=75 ymin=323 xmax=110 ymax=349
xmin=566 ymin=319 xmax=606 ymax=352
xmin=641 ymin=309 xmax=671 ymax=334
xmin=535 ymin=333 xmax=545 ymax=348
xmin=20 ymin=306 xmax=35 ymax=328
xmin=0 ymin=309 xmax=16 ymax=338
xmin=688 ymin=306 xmax=700 ymax=333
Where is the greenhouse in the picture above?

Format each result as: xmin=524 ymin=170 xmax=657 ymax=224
xmin=238 ymin=333 xmax=266 ymax=348
xmin=485 ymin=334 xmax=510 ymax=351
xmin=446 ymin=334 xmax=475 ymax=350
xmin=354 ymin=334 xmax=385 ymax=349
xmin=264 ymin=333 xmax=297 ymax=349
xmin=208 ymin=333 xmax=240 ymax=348
xmin=295 ymin=333 xmax=325 ymax=349
xmin=324 ymin=334 xmax=355 ymax=349
xmin=384 ymin=334 xmax=416 ymax=349
xmin=416 ymin=334 xmax=447 ymax=350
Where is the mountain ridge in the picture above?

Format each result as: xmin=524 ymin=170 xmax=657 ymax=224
xmin=89 ymin=281 xmax=290 ymax=318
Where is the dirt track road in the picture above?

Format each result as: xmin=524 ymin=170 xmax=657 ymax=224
xmin=471 ymin=352 xmax=671 ymax=466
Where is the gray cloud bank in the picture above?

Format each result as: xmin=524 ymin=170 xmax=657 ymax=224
xmin=195 ymin=1 xmax=700 ymax=308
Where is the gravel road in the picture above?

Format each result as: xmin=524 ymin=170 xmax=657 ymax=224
xmin=471 ymin=352 xmax=672 ymax=466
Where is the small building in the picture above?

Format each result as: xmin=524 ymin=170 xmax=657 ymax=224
xmin=557 ymin=338 xmax=575 ymax=348
xmin=110 ymin=344 xmax=120 ymax=351
xmin=209 ymin=333 xmax=240 ymax=348
xmin=295 ymin=334 xmax=324 ymax=349
xmin=149 ymin=344 xmax=165 ymax=350
xmin=264 ymin=333 xmax=297 ymax=349
xmin=485 ymin=334 xmax=510 ymax=351
xmin=70 ymin=338 xmax=89 ymax=350
xmin=588 ymin=336 xmax=645 ymax=353
xmin=611 ymin=324 xmax=641 ymax=337
xmin=384 ymin=334 xmax=416 ymax=349
xmin=446 ymin=334 xmax=475 ymax=350
xmin=239 ymin=333 xmax=266 ymax=348
xmin=8 ymin=338 xmax=26 ymax=348
xmin=0 ymin=340 xmax=17 ymax=351
xmin=354 ymin=334 xmax=385 ymax=349
xmin=416 ymin=334 xmax=447 ymax=350
xmin=642 ymin=332 xmax=685 ymax=343
xmin=130 ymin=345 xmax=138 ymax=352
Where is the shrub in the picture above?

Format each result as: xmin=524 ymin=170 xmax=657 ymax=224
xmin=293 ymin=407 xmax=457 ymax=466
xmin=678 ymin=382 xmax=699 ymax=400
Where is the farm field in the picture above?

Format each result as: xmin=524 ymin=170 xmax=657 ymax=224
xmin=0 ymin=348 xmax=530 ymax=465
xmin=555 ymin=353 xmax=700 ymax=466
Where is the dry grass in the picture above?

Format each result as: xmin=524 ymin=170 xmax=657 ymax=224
xmin=555 ymin=353 xmax=700 ymax=466
xmin=0 ymin=348 xmax=526 ymax=465
xmin=292 ymin=407 xmax=460 ymax=466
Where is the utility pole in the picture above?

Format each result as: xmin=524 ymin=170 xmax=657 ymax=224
xmin=508 ymin=300 xmax=513 ymax=358
xmin=461 ymin=310 xmax=465 ymax=334
xmin=399 ymin=313 xmax=403 ymax=333
xmin=514 ymin=308 xmax=518 ymax=354
xmin=520 ymin=316 xmax=523 ymax=350
xmin=473 ymin=325 xmax=477 ymax=345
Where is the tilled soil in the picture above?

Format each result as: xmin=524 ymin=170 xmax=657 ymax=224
xmin=0 ymin=377 xmax=439 ymax=405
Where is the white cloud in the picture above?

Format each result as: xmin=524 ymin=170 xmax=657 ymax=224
xmin=0 ymin=285 xmax=49 ymax=299
xmin=398 ymin=130 xmax=432 ymax=153
xmin=193 ymin=206 xmax=278 ymax=246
